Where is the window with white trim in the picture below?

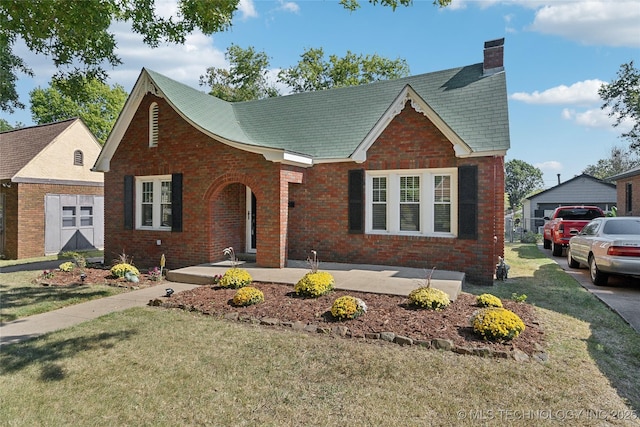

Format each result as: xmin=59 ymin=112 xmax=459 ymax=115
xmin=136 ymin=175 xmax=172 ymax=230
xmin=366 ymin=168 xmax=457 ymax=236
xmin=149 ymin=102 xmax=159 ymax=147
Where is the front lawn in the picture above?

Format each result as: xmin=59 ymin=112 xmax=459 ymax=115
xmin=0 ymin=243 xmax=638 ymax=426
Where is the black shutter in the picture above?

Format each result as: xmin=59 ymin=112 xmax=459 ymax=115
xmin=458 ymin=165 xmax=478 ymax=239
xmin=171 ymin=173 xmax=183 ymax=232
xmin=348 ymin=169 xmax=365 ymax=233
xmin=124 ymin=175 xmax=134 ymax=230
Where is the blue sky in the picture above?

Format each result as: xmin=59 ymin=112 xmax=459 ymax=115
xmin=3 ymin=0 xmax=639 ymax=188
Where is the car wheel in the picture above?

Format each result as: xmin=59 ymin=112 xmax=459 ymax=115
xmin=589 ymin=255 xmax=608 ymax=286
xmin=543 ymin=239 xmax=551 ymax=249
xmin=567 ymin=247 xmax=580 ymax=268
xmin=552 ymin=241 xmax=563 ymax=257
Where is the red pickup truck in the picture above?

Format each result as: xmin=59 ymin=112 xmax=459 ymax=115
xmin=542 ymin=206 xmax=605 ymax=256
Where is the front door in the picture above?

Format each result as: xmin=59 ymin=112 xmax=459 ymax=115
xmin=246 ymin=188 xmax=256 ymax=253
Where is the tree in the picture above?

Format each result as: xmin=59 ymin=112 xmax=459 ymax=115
xmin=583 ymin=146 xmax=640 ymax=181
xmin=278 ymin=47 xmax=410 ymax=93
xmin=505 ymin=159 xmax=544 ymax=212
xmin=0 ymin=0 xmax=239 ymax=112
xmin=340 ymin=0 xmax=451 ymax=11
xmin=1 ymin=0 xmax=451 ymax=112
xmin=0 ymin=118 xmax=13 ymax=132
xmin=29 ymin=78 xmax=128 ymax=144
xmin=199 ymin=45 xmax=280 ymax=102
xmin=599 ymin=61 xmax=640 ymax=150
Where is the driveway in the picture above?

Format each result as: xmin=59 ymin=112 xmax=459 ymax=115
xmin=539 ymin=245 xmax=640 ymax=334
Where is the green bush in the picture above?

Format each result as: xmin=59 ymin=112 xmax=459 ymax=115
xmin=520 ymin=231 xmax=540 ymax=243
xmin=294 ymin=271 xmax=334 ymax=298
xmin=407 ymin=287 xmax=450 ymax=311
xmin=471 ymin=307 xmax=525 ymax=341
xmin=219 ymin=268 xmax=253 ymax=289
xmin=232 ymin=286 xmax=264 ymax=307
xmin=331 ymin=296 xmax=367 ymax=321
xmin=476 ymin=293 xmax=503 ymax=308
xmin=59 ymin=261 xmax=75 ymax=272
xmin=111 ymin=263 xmax=140 ymax=278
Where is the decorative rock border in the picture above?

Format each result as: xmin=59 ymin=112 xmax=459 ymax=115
xmin=149 ymin=299 xmax=548 ymax=362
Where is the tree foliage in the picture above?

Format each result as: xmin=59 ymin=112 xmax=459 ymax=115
xmin=583 ymin=145 xmax=640 ymax=181
xmin=505 ymin=159 xmax=544 ymax=212
xmin=1 ymin=0 xmax=450 ymax=112
xmin=29 ymin=78 xmax=128 ymax=144
xmin=200 ymin=45 xmax=411 ymax=101
xmin=599 ymin=61 xmax=640 ymax=150
xmin=278 ymin=47 xmax=410 ymax=93
xmin=0 ymin=118 xmax=14 ymax=132
xmin=340 ymin=0 xmax=451 ymax=11
xmin=0 ymin=0 xmax=239 ymax=112
xmin=199 ymin=44 xmax=280 ymax=102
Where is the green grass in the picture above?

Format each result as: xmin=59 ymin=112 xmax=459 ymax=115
xmin=0 ymin=249 xmax=104 ymax=268
xmin=0 ymin=270 xmax=125 ymax=323
xmin=0 ymin=243 xmax=639 ymax=426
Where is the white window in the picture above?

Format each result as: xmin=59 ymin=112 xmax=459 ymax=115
xmin=366 ymin=168 xmax=457 ymax=236
xmin=136 ymin=175 xmax=171 ymax=230
xmin=149 ymin=102 xmax=159 ymax=147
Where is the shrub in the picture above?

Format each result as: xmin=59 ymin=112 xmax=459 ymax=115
xmin=520 ymin=231 xmax=540 ymax=243
xmin=62 ymin=251 xmax=87 ymax=269
xmin=59 ymin=261 xmax=75 ymax=272
xmin=232 ymin=286 xmax=264 ymax=307
xmin=111 ymin=263 xmax=140 ymax=278
xmin=407 ymin=287 xmax=450 ymax=310
xmin=148 ymin=267 xmax=162 ymax=281
xmin=294 ymin=271 xmax=335 ymax=298
xmin=471 ymin=307 xmax=526 ymax=341
xmin=331 ymin=296 xmax=367 ymax=321
xmin=476 ymin=293 xmax=503 ymax=308
xmin=219 ymin=268 xmax=253 ymax=289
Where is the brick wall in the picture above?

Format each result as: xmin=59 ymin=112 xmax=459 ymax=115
xmin=106 ymin=96 xmax=504 ymax=284
xmin=288 ymin=106 xmax=504 ymax=285
xmin=1 ymin=182 xmax=103 ymax=259
xmin=615 ymin=176 xmax=640 ymax=216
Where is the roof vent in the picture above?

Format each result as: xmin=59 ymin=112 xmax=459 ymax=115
xmin=483 ymin=38 xmax=505 ymax=76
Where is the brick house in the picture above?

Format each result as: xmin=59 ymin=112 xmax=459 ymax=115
xmin=93 ymin=39 xmax=510 ymax=285
xmin=0 ymin=118 xmax=104 ymax=259
xmin=609 ymin=166 xmax=640 ymax=216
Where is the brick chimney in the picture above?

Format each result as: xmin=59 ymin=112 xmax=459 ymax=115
xmin=483 ymin=38 xmax=505 ymax=76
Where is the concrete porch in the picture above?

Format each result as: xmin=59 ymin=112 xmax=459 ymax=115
xmin=166 ymin=260 xmax=464 ymax=301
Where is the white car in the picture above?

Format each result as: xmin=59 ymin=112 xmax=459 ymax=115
xmin=567 ymin=217 xmax=640 ymax=285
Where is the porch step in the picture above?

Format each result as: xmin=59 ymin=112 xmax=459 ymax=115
xmin=166 ymin=261 xmax=464 ymax=301
xmin=236 ymin=253 xmax=256 ymax=262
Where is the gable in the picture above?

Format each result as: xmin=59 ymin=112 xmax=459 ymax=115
xmin=1 ymin=119 xmax=103 ymax=184
xmin=95 ymin=62 xmax=509 ymax=172
xmin=527 ymin=174 xmax=616 ymax=204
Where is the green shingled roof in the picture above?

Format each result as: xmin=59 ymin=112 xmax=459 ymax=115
xmin=144 ymin=63 xmax=510 ymax=160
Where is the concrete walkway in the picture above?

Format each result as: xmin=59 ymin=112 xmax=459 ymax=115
xmin=1 ymin=262 xmax=464 ymax=347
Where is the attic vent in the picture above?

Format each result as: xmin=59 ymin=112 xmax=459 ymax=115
xmin=149 ymin=102 xmax=159 ymax=147
xmin=74 ymin=150 xmax=83 ymax=166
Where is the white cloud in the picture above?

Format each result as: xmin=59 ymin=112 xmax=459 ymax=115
xmin=237 ymin=0 xmax=259 ymax=20
xmin=107 ymin=24 xmax=226 ymax=91
xmin=278 ymin=0 xmax=300 ymax=14
xmin=535 ymin=160 xmax=563 ymax=173
xmin=562 ymin=107 xmax=635 ymax=132
xmin=510 ymin=79 xmax=605 ymax=105
xmin=529 ymin=1 xmax=640 ymax=47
